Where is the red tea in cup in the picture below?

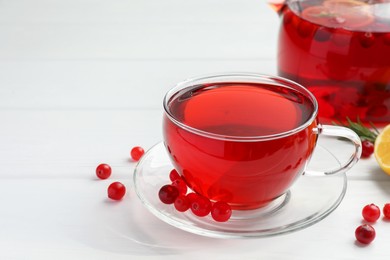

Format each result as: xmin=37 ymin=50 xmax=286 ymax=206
xmin=163 ymin=74 xmax=361 ymax=210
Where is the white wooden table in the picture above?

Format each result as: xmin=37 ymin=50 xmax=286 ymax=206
xmin=1 ymin=0 xmax=389 ymax=259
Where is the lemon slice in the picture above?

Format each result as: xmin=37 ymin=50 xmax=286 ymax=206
xmin=323 ymin=0 xmax=374 ymax=23
xmin=374 ymin=125 xmax=390 ymax=175
xmin=323 ymin=0 xmax=368 ymax=9
xmin=302 ymin=0 xmax=374 ymax=29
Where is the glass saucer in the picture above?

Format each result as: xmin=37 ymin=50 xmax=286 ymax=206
xmin=133 ymin=142 xmax=347 ymax=239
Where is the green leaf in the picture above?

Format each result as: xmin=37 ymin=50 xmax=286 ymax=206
xmin=333 ymin=117 xmax=378 ymax=143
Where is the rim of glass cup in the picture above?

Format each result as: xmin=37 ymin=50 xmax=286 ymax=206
xmin=163 ymin=73 xmax=319 ymax=142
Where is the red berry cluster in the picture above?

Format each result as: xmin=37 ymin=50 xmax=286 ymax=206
xmin=158 ymin=169 xmax=232 ymax=222
xmin=355 ymin=203 xmax=390 ymax=244
xmin=95 ymin=146 xmax=145 ymax=201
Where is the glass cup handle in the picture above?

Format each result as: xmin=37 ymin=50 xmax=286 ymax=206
xmin=307 ymin=124 xmax=362 ymax=176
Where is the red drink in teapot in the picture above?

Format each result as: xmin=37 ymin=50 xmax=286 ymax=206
xmin=273 ymin=0 xmax=390 ymax=124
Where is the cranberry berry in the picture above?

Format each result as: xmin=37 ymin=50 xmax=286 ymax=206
xmin=158 ymin=185 xmax=179 ymax=204
xmin=169 ymin=169 xmax=181 ymax=182
xmin=107 ymin=182 xmax=126 ymax=200
xmin=211 ymin=201 xmax=232 ymax=222
xmin=383 ymin=203 xmax=390 ymax=219
xmin=172 ymin=179 xmax=187 ymax=195
xmin=362 ymin=203 xmax=381 ymax=222
xmin=361 ymin=140 xmax=374 ymax=158
xmin=190 ymin=194 xmax=212 ymax=217
xmin=186 ymin=192 xmax=198 ymax=203
xmin=131 ymin=146 xmax=145 ymax=161
xmin=96 ymin=163 xmax=112 ymax=179
xmin=355 ymin=224 xmax=376 ymax=244
xmin=174 ymin=195 xmax=190 ymax=212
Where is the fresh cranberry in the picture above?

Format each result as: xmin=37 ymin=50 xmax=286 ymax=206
xmin=361 ymin=140 xmax=374 ymax=158
xmin=211 ymin=201 xmax=232 ymax=222
xmin=174 ymin=195 xmax=190 ymax=212
xmin=186 ymin=192 xmax=198 ymax=203
xmin=362 ymin=203 xmax=381 ymax=222
xmin=383 ymin=203 xmax=390 ymax=219
xmin=355 ymin=224 xmax=376 ymax=244
xmin=359 ymin=32 xmax=375 ymax=48
xmin=96 ymin=163 xmax=112 ymax=179
xmin=131 ymin=146 xmax=145 ymax=161
xmin=172 ymin=179 xmax=187 ymax=195
xmin=107 ymin=182 xmax=126 ymax=200
xmin=158 ymin=185 xmax=179 ymax=204
xmin=169 ymin=169 xmax=181 ymax=182
xmin=190 ymin=194 xmax=212 ymax=217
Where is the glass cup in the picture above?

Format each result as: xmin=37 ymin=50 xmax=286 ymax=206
xmin=163 ymin=73 xmax=361 ymax=210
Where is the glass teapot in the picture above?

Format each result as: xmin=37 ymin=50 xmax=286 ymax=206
xmin=271 ymin=0 xmax=390 ymax=124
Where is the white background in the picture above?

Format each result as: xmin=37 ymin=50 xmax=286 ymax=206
xmin=1 ymin=0 xmax=390 ymax=259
